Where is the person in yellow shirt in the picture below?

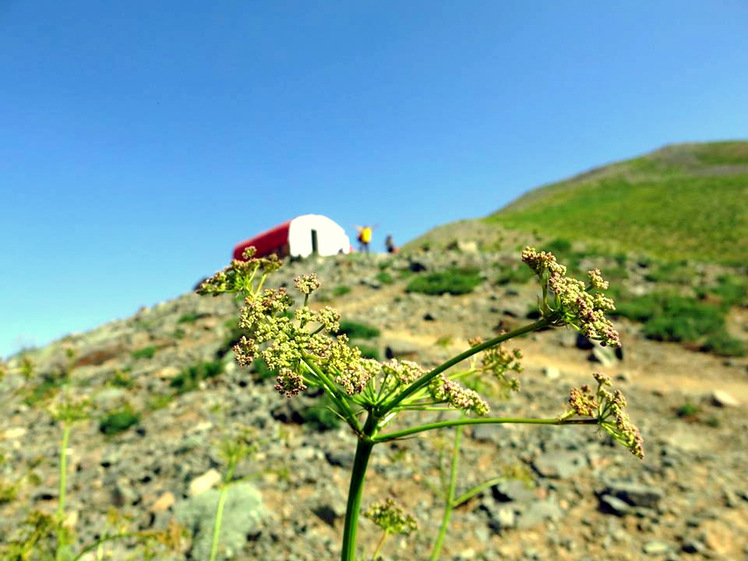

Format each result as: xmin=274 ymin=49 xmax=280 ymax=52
xmin=356 ymin=225 xmax=373 ymax=253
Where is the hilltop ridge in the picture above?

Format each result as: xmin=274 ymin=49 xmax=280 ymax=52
xmin=412 ymin=141 xmax=747 ymax=265
xmin=487 ymin=140 xmax=748 ymax=264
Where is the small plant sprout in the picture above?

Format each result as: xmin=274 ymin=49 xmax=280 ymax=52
xmin=198 ymin=246 xmax=643 ymax=560
xmin=209 ymin=425 xmax=261 ymax=561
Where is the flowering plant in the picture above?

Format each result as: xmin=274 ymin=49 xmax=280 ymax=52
xmin=198 ymin=246 xmax=643 ymax=560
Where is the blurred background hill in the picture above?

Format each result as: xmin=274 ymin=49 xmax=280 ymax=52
xmin=412 ymin=141 xmax=748 ymax=265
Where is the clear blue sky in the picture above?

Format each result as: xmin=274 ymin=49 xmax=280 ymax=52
xmin=2 ymin=1 xmax=747 ymax=358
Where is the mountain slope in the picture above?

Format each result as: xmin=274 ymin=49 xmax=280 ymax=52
xmin=1 ymin=247 xmax=747 ymax=560
xmin=485 ymin=141 xmax=748 ymax=264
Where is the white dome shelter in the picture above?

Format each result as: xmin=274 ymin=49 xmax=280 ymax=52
xmin=233 ymin=214 xmax=352 ymax=260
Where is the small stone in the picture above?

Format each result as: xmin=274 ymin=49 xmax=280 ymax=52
xmin=188 ymin=468 xmax=222 ymax=497
xmin=325 ymin=449 xmax=355 ymax=469
xmin=176 ymin=483 xmax=264 ymax=561
xmin=643 ymin=540 xmax=671 ymax=555
xmin=3 ymin=427 xmax=27 ymax=439
xmin=150 ymin=491 xmax=176 ymax=513
xmin=156 ymin=366 xmax=181 ymax=380
xmin=711 ymin=390 xmax=739 ymax=408
xmin=542 ymin=366 xmax=560 ymax=379
xmin=291 ymin=446 xmax=322 ymax=462
xmin=601 ymin=481 xmax=663 ymax=509
xmin=516 ymin=498 xmax=563 ymax=529
xmin=32 ymin=488 xmax=58 ymax=502
xmin=455 ymin=240 xmax=479 ymax=253
xmin=533 ymin=451 xmax=587 ymax=479
xmin=491 ymin=480 xmax=536 ymax=503
xmin=599 ymin=494 xmax=631 ymax=516
xmin=495 ymin=507 xmax=516 ymax=529
xmin=576 ymin=333 xmax=594 ymax=350
xmin=681 ymin=540 xmax=706 ymax=554
xmin=383 ymin=339 xmax=419 ymax=360
xmin=312 ymin=504 xmax=338 ymax=527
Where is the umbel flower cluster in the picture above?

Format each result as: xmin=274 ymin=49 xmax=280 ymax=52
xmin=521 ymin=247 xmax=620 ymax=347
xmin=364 ymin=498 xmax=418 ymax=536
xmin=562 ymin=372 xmax=645 ymax=459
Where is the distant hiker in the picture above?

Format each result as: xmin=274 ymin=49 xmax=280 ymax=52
xmin=356 ymin=225 xmax=373 ymax=253
xmin=384 ymin=234 xmax=398 ymax=254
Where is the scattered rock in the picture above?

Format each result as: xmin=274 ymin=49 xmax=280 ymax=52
xmin=711 ymin=390 xmax=739 ymax=407
xmin=2 ymin=427 xmax=27 ymax=439
xmin=589 ymin=345 xmax=618 ymax=366
xmin=599 ymin=494 xmax=631 ymax=516
xmin=533 ymin=451 xmax=587 ymax=479
xmin=150 ymin=491 xmax=176 ymax=513
xmin=542 ymin=366 xmax=561 ymax=379
xmin=491 ymin=480 xmax=536 ymax=504
xmin=188 ymin=468 xmax=222 ymax=497
xmin=642 ymin=540 xmax=671 ymax=555
xmin=484 ymin=503 xmax=517 ymax=532
xmin=516 ymin=498 xmax=563 ymax=529
xmin=383 ymin=339 xmax=420 ymax=360
xmin=325 ymin=449 xmax=355 ymax=469
xmin=575 ymin=333 xmax=595 ymax=350
xmin=681 ymin=539 xmax=707 ymax=554
xmin=454 ymin=240 xmax=479 ymax=253
xmin=599 ymin=480 xmax=663 ymax=509
xmin=408 ymin=260 xmax=427 ymax=272
xmin=175 ymin=482 xmax=264 ymax=561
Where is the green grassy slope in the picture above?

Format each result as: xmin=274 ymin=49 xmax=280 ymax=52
xmin=486 ymin=141 xmax=748 ymax=264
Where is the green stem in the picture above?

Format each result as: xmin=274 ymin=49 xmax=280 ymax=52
xmin=56 ymin=421 xmax=72 ymax=561
xmin=430 ymin=424 xmax=462 ymax=561
xmin=453 ymin=476 xmax=506 ymax=508
xmin=209 ymin=459 xmax=238 ymax=561
xmin=382 ymin=319 xmax=548 ymax=413
xmin=72 ymin=533 xmax=145 ymax=561
xmin=341 ymin=417 xmax=377 ymax=561
xmin=373 ymin=416 xmax=596 ymax=443
xmin=303 ymin=357 xmax=362 ymax=434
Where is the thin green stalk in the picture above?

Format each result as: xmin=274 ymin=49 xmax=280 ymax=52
xmin=373 ymin=416 xmax=596 ymax=443
xmin=430 ymin=424 xmax=462 ymax=561
xmin=72 ymin=533 xmax=144 ymax=561
xmin=382 ymin=319 xmax=548 ymax=413
xmin=303 ymin=357 xmax=362 ymax=433
xmin=56 ymin=421 xmax=72 ymax=561
xmin=209 ymin=460 xmax=239 ymax=561
xmin=371 ymin=529 xmax=389 ymax=560
xmin=453 ymin=475 xmax=506 ymax=508
xmin=341 ymin=416 xmax=377 ymax=561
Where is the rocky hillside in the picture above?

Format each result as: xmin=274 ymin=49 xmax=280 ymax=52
xmin=1 ymin=247 xmax=747 ymax=560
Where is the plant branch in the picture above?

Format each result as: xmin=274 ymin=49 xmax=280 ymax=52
xmin=382 ymin=319 xmax=548 ymax=413
xmin=430 ymin=424 xmax=462 ymax=560
xmin=453 ymin=476 xmax=506 ymax=508
xmin=373 ymin=416 xmax=597 ymax=443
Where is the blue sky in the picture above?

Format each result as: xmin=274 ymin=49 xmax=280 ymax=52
xmin=2 ymin=1 xmax=747 ymax=358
